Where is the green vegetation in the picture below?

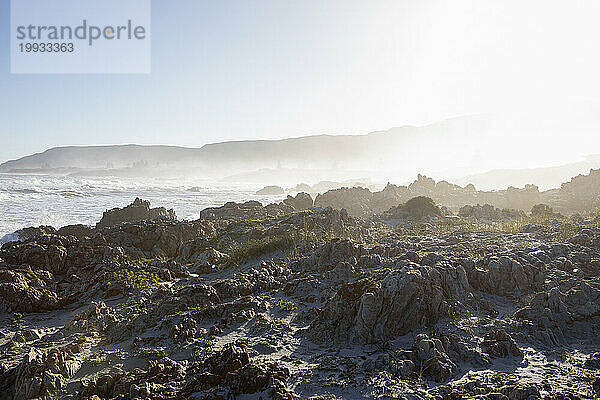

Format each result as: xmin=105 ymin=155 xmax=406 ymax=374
xmin=11 ymin=312 xmax=24 ymax=322
xmin=111 ymin=268 xmax=159 ymax=295
xmin=227 ymin=234 xmax=294 ymax=266
xmin=136 ymin=347 xmax=166 ymax=359
xmin=190 ymin=337 xmax=214 ymax=359
xmin=308 ymin=394 xmax=344 ymax=400
xmin=277 ymin=299 xmax=298 ymax=312
xmin=402 ymin=196 xmax=442 ymax=219
xmin=84 ymin=349 xmax=124 ymax=367
xmin=403 ymin=213 xmax=577 ymax=241
xmin=160 ymin=305 xmax=204 ymax=323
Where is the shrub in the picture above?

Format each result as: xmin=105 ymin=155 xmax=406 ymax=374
xmin=227 ymin=234 xmax=293 ymax=266
xmin=110 ymin=269 xmax=159 ymax=295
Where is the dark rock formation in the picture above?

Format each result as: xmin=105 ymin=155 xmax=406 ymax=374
xmin=200 ymin=200 xmax=293 ymax=221
xmin=97 ymin=198 xmax=176 ymax=228
xmin=283 ymin=192 xmax=313 ymax=211
xmin=481 ymin=329 xmax=522 ymax=358
xmin=256 ymin=185 xmax=285 ymax=195
xmin=309 ymin=262 xmax=471 ymax=344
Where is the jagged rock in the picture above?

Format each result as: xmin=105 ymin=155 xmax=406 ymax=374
xmin=481 ymin=329 xmax=522 ymax=358
xmin=193 ymin=248 xmax=229 ymax=274
xmin=515 ymin=281 xmax=600 ymax=328
xmin=0 ymin=269 xmax=60 ymax=313
xmin=501 ymin=383 xmax=541 ymax=400
xmin=314 ymin=187 xmax=374 ymax=218
xmin=200 ymin=200 xmax=292 ymax=221
xmin=299 ymin=238 xmax=365 ymax=272
xmin=256 ymin=185 xmax=285 ymax=195
xmin=186 ymin=342 xmax=290 ymax=396
xmin=0 ymin=235 xmax=69 ymax=275
xmin=213 ymin=260 xmax=291 ymax=299
xmin=283 ymin=192 xmax=313 ymax=211
xmin=14 ymin=347 xmax=81 ymax=400
xmin=411 ymin=334 xmax=457 ymax=382
xmin=584 ymin=352 xmax=600 ymax=369
xmin=98 ymin=219 xmax=214 ymax=259
xmin=309 ymin=263 xmax=471 ymax=344
xmin=441 ymin=334 xmax=490 ymax=366
xmin=363 ymin=353 xmax=414 ymax=378
xmin=12 ymin=226 xmax=57 ymax=242
xmin=66 ymin=301 xmax=117 ymax=333
xmin=97 ymin=198 xmax=176 ymax=228
xmin=57 ymin=224 xmax=94 ymax=238
xmin=463 ymin=255 xmax=541 ymax=296
xmin=169 ymin=316 xmax=197 ymax=343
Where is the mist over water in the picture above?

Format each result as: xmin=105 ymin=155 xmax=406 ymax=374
xmin=0 ymin=174 xmax=286 ymax=240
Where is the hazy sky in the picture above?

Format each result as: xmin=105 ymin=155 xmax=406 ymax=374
xmin=2 ymin=0 xmax=600 ymax=164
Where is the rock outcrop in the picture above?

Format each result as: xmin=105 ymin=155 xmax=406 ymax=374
xmin=256 ymin=185 xmax=285 ymax=195
xmin=97 ymin=198 xmax=176 ymax=228
xmin=283 ymin=192 xmax=313 ymax=211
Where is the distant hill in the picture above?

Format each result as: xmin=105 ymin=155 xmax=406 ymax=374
xmin=455 ymin=155 xmax=600 ymax=191
xmin=0 ymin=117 xmax=487 ymax=181
xmin=3 ymin=116 xmax=599 ymax=189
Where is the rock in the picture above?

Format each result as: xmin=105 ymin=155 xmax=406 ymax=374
xmin=291 ymin=183 xmax=312 ymax=192
xmin=283 ymin=192 xmax=313 ymax=211
xmin=169 ymin=316 xmax=197 ymax=343
xmin=363 ymin=353 xmax=414 ymax=378
xmin=192 ymin=248 xmax=229 ymax=274
xmin=301 ymin=239 xmax=365 ymax=272
xmin=97 ymin=198 xmax=176 ymax=228
xmin=481 ymin=329 xmax=522 ymax=358
xmin=411 ymin=334 xmax=457 ymax=382
xmin=186 ymin=342 xmax=290 ymax=396
xmin=14 ymin=347 xmax=81 ymax=399
xmin=464 ymin=255 xmax=540 ymax=296
xmin=584 ymin=352 xmax=600 ymax=369
xmin=501 ymin=383 xmax=540 ymax=400
xmin=256 ymin=185 xmax=285 ymax=195
xmin=200 ymin=201 xmax=292 ymax=221
xmin=314 ymin=187 xmax=374 ymax=218
xmin=12 ymin=226 xmax=57 ymax=242
xmin=0 ymin=269 xmax=60 ymax=313
xmin=309 ymin=263 xmax=471 ymax=344
xmin=57 ymin=224 xmax=94 ymax=238
xmin=515 ymin=281 xmax=600 ymax=328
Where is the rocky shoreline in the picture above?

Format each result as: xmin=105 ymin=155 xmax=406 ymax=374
xmin=1 ymin=192 xmax=600 ymax=399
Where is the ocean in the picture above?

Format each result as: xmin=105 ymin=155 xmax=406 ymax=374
xmin=0 ymin=174 xmax=285 ymax=243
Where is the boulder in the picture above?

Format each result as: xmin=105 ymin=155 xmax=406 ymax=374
xmin=309 ymin=263 xmax=471 ymax=344
xmin=411 ymin=334 xmax=457 ymax=382
xmin=283 ymin=192 xmax=313 ymax=211
xmin=200 ymin=201 xmax=292 ymax=221
xmin=96 ymin=198 xmax=176 ymax=228
xmin=0 ymin=269 xmax=60 ymax=313
xmin=481 ymin=329 xmax=522 ymax=358
xmin=256 ymin=185 xmax=285 ymax=195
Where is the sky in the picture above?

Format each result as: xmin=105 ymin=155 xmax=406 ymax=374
xmin=2 ymin=0 xmax=600 ymax=165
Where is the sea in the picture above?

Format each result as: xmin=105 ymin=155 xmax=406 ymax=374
xmin=0 ymin=174 xmax=286 ymax=244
